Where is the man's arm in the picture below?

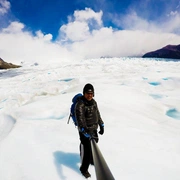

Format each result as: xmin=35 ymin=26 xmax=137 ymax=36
xmin=75 ymin=101 xmax=86 ymax=129
xmin=95 ymin=101 xmax=104 ymax=125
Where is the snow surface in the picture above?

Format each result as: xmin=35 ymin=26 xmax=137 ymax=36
xmin=0 ymin=57 xmax=180 ymax=180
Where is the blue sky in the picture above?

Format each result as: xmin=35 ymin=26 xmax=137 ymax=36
xmin=2 ymin=0 xmax=180 ymax=39
xmin=0 ymin=0 xmax=180 ymax=62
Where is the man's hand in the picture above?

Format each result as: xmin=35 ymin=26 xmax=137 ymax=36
xmin=99 ymin=124 xmax=104 ymax=135
xmin=80 ymin=127 xmax=91 ymax=138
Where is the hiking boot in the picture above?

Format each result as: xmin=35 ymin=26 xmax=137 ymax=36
xmin=81 ymin=171 xmax=91 ymax=178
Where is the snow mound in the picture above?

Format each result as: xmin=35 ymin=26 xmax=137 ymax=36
xmin=0 ymin=114 xmax=16 ymax=141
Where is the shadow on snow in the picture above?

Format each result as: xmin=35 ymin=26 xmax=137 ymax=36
xmin=0 ymin=69 xmax=23 ymax=79
xmin=53 ymin=151 xmax=80 ymax=180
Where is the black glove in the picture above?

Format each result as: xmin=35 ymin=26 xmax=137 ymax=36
xmin=99 ymin=124 xmax=104 ymax=135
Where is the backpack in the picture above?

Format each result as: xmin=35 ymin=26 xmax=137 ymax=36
xmin=67 ymin=93 xmax=83 ymax=126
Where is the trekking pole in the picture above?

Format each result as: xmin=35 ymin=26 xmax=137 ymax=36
xmin=90 ymin=138 xmax=115 ymax=180
xmin=67 ymin=114 xmax=71 ymax=124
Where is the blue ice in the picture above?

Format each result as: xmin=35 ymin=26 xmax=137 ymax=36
xmin=1 ymin=99 xmax=8 ymax=103
xmin=162 ymin=78 xmax=169 ymax=80
xmin=142 ymin=77 xmax=148 ymax=80
xmin=149 ymin=94 xmax=163 ymax=99
xmin=166 ymin=108 xmax=180 ymax=120
xmin=58 ymin=78 xmax=73 ymax=82
xmin=148 ymin=82 xmax=161 ymax=86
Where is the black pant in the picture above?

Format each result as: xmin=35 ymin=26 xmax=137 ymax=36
xmin=79 ymin=130 xmax=98 ymax=173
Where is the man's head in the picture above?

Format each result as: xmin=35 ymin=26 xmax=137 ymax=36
xmin=83 ymin=83 xmax=94 ymax=101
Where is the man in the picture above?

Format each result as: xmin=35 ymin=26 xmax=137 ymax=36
xmin=75 ymin=83 xmax=104 ymax=178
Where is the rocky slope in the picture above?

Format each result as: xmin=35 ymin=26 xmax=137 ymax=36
xmin=142 ymin=44 xmax=180 ymax=59
xmin=0 ymin=58 xmax=21 ymax=69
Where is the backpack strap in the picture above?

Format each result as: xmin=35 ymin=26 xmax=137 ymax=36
xmin=67 ymin=113 xmax=71 ymax=124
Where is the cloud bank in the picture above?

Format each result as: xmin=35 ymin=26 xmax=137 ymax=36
xmin=0 ymin=0 xmax=10 ymax=15
xmin=0 ymin=0 xmax=180 ymax=64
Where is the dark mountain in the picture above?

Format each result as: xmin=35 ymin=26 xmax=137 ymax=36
xmin=142 ymin=44 xmax=180 ymax=59
xmin=0 ymin=58 xmax=21 ymax=69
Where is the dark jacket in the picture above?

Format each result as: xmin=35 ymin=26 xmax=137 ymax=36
xmin=75 ymin=96 xmax=103 ymax=132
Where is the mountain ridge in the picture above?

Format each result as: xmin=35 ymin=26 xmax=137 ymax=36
xmin=0 ymin=58 xmax=21 ymax=69
xmin=142 ymin=44 xmax=180 ymax=60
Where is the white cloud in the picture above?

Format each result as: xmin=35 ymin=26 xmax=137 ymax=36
xmin=35 ymin=30 xmax=53 ymax=41
xmin=163 ymin=13 xmax=180 ymax=34
xmin=2 ymin=21 xmax=25 ymax=33
xmin=57 ymin=8 xmax=180 ymax=59
xmin=0 ymin=0 xmax=10 ymax=15
xmin=70 ymin=28 xmax=180 ymax=59
xmin=74 ymin=7 xmax=103 ymax=26
xmin=112 ymin=9 xmax=180 ymax=35
xmin=0 ymin=22 xmax=76 ymax=64
xmin=113 ymin=11 xmax=160 ymax=32
xmin=168 ymin=11 xmax=178 ymax=16
xmin=60 ymin=21 xmax=90 ymax=42
xmin=177 ymin=1 xmax=180 ymax=8
xmin=0 ymin=8 xmax=180 ymax=65
xmin=59 ymin=8 xmax=103 ymax=42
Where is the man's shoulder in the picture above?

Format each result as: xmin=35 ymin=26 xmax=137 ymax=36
xmin=92 ymin=99 xmax=97 ymax=104
xmin=76 ymin=97 xmax=85 ymax=106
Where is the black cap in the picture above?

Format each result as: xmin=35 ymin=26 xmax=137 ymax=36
xmin=83 ymin=83 xmax=94 ymax=94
